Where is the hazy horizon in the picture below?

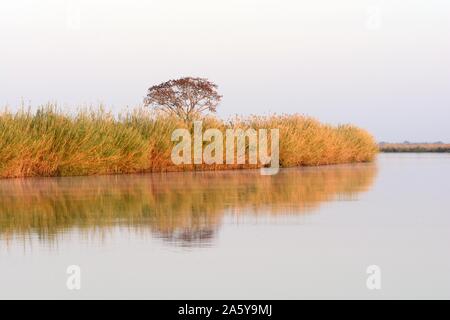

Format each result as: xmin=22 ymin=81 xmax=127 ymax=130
xmin=1 ymin=0 xmax=449 ymax=142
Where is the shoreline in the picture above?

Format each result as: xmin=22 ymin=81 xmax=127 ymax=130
xmin=379 ymin=143 xmax=450 ymax=153
xmin=0 ymin=158 xmax=376 ymax=181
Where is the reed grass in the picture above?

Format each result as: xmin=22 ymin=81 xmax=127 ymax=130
xmin=0 ymin=105 xmax=378 ymax=178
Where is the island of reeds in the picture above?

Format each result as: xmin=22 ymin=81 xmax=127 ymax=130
xmin=0 ymin=105 xmax=378 ymax=179
xmin=0 ymin=78 xmax=378 ymax=178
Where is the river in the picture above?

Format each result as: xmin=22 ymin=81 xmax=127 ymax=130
xmin=0 ymin=153 xmax=449 ymax=299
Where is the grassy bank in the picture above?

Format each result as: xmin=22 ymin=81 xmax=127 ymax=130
xmin=0 ymin=164 xmax=377 ymax=241
xmin=380 ymin=143 xmax=450 ymax=153
xmin=0 ymin=105 xmax=378 ymax=178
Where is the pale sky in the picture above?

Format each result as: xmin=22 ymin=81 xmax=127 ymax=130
xmin=1 ymin=0 xmax=449 ymax=142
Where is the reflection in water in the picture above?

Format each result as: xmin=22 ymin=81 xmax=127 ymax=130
xmin=0 ymin=164 xmax=377 ymax=247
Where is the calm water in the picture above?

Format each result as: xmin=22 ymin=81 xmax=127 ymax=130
xmin=0 ymin=153 xmax=449 ymax=299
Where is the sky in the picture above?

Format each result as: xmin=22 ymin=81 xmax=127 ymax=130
xmin=1 ymin=0 xmax=449 ymax=142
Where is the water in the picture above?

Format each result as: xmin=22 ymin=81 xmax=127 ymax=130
xmin=0 ymin=153 xmax=449 ymax=299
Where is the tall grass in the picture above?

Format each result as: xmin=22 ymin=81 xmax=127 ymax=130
xmin=0 ymin=105 xmax=378 ymax=178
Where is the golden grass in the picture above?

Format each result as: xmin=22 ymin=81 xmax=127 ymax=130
xmin=0 ymin=105 xmax=378 ymax=178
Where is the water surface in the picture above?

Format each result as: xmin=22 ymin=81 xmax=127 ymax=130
xmin=0 ymin=154 xmax=449 ymax=299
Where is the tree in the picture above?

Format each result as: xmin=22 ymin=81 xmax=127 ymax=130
xmin=144 ymin=77 xmax=222 ymax=123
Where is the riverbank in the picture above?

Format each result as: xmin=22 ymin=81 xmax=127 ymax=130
xmin=0 ymin=105 xmax=378 ymax=178
xmin=380 ymin=143 xmax=450 ymax=153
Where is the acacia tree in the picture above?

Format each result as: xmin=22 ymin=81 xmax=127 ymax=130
xmin=144 ymin=77 xmax=222 ymax=123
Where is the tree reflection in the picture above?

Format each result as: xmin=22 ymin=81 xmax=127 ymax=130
xmin=0 ymin=164 xmax=377 ymax=247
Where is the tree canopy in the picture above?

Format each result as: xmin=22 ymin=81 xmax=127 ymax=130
xmin=144 ymin=77 xmax=222 ymax=123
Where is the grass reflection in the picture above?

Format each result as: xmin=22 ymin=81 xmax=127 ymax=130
xmin=0 ymin=163 xmax=377 ymax=246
